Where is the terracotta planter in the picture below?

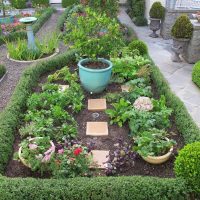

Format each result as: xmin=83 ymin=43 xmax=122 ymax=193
xmin=142 ymin=145 xmax=173 ymax=165
xmin=18 ymin=137 xmax=55 ymax=168
xmin=171 ymin=38 xmax=190 ymax=62
xmin=149 ymin=18 xmax=161 ymax=38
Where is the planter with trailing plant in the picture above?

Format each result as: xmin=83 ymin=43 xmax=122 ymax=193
xmin=149 ymin=2 xmax=165 ymax=38
xmin=65 ymin=7 xmax=123 ymax=94
xmin=18 ymin=137 xmax=55 ymax=171
xmin=134 ymin=129 xmax=176 ymax=164
xmin=0 ymin=0 xmax=14 ymax=24
xmin=171 ymin=15 xmax=193 ymax=62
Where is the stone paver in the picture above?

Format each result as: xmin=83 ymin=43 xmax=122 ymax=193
xmin=90 ymin=150 xmax=109 ymax=169
xmin=118 ymin=7 xmax=200 ymax=127
xmin=88 ymin=99 xmax=107 ymax=111
xmin=86 ymin=122 xmax=108 ymax=136
xmin=121 ymin=85 xmax=130 ymax=92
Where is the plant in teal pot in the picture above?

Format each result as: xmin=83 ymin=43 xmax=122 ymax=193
xmin=64 ymin=7 xmax=123 ymax=93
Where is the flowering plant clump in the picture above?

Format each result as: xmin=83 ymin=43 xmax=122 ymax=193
xmin=133 ymin=96 xmax=153 ymax=111
xmin=19 ymin=137 xmax=55 ymax=173
xmin=53 ymin=140 xmax=93 ymax=178
xmin=105 ymin=138 xmax=137 ymax=176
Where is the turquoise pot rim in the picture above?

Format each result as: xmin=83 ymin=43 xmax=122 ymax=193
xmin=78 ymin=58 xmax=112 ymax=73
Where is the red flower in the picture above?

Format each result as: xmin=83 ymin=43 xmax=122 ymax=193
xmin=73 ymin=147 xmax=82 ymax=156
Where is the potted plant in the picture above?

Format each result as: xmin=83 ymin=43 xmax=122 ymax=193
xmin=149 ymin=2 xmax=165 ymax=38
xmin=134 ymin=129 xmax=176 ymax=164
xmin=0 ymin=0 xmax=14 ymax=24
xmin=171 ymin=14 xmax=193 ymax=62
xmin=18 ymin=137 xmax=55 ymax=173
xmin=64 ymin=7 xmax=123 ymax=94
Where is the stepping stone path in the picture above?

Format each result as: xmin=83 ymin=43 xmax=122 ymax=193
xmin=87 ymin=98 xmax=109 ymax=169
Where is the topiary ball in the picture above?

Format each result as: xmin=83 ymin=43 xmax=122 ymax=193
xmin=128 ymin=40 xmax=148 ymax=55
xmin=171 ymin=15 xmax=193 ymax=39
xmin=192 ymin=61 xmax=200 ymax=88
xmin=149 ymin=2 xmax=165 ymax=19
xmin=175 ymin=142 xmax=200 ymax=192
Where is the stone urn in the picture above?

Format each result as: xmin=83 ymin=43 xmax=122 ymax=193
xmin=149 ymin=18 xmax=161 ymax=38
xmin=171 ymin=38 xmax=190 ymax=62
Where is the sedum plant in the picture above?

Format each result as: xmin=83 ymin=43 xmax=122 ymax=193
xmin=149 ymin=2 xmax=165 ymax=19
xmin=64 ymin=7 xmax=123 ymax=60
xmin=171 ymin=15 xmax=193 ymax=39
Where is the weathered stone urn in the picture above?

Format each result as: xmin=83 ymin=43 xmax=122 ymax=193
xmin=171 ymin=38 xmax=190 ymax=62
xmin=149 ymin=18 xmax=161 ymax=38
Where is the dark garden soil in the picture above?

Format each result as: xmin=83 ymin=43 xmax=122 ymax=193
xmin=5 ymin=62 xmax=185 ymax=178
xmin=82 ymin=61 xmax=109 ymax=70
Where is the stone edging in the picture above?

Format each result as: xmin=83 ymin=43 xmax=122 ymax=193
xmin=0 ymin=71 xmax=8 ymax=85
xmin=7 ymin=48 xmax=59 ymax=63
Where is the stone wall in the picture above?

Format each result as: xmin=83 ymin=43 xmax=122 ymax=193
xmin=184 ymin=20 xmax=200 ymax=63
xmin=160 ymin=9 xmax=194 ymax=39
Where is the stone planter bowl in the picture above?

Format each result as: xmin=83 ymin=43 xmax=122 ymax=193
xmin=18 ymin=137 xmax=55 ymax=168
xmin=142 ymin=145 xmax=173 ymax=165
xmin=149 ymin=18 xmax=161 ymax=38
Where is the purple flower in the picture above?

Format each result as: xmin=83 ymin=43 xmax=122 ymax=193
xmin=58 ymin=148 xmax=64 ymax=154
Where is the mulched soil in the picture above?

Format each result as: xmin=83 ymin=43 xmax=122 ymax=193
xmin=82 ymin=61 xmax=109 ymax=69
xmin=0 ymin=11 xmax=67 ymax=113
xmin=5 ymin=62 xmax=185 ymax=178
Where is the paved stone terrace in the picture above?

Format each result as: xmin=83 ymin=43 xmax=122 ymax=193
xmin=118 ymin=7 xmax=200 ymax=127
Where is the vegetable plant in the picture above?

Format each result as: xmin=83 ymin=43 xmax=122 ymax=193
xmin=134 ymin=129 xmax=176 ymax=157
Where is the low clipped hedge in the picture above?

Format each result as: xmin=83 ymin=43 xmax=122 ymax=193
xmin=62 ymin=0 xmax=78 ymax=8
xmin=192 ymin=61 xmax=200 ymax=88
xmin=0 ymin=65 xmax=6 ymax=79
xmin=0 ymin=7 xmax=54 ymax=46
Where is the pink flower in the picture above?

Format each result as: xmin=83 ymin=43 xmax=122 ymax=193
xmin=42 ymin=154 xmax=51 ymax=163
xmin=58 ymin=148 xmax=64 ymax=154
xmin=29 ymin=143 xmax=38 ymax=150
xmin=44 ymin=145 xmax=55 ymax=155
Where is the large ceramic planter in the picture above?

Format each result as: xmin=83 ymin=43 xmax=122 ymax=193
xmin=171 ymin=38 xmax=190 ymax=62
xmin=18 ymin=137 xmax=55 ymax=168
xmin=149 ymin=18 xmax=161 ymax=38
xmin=0 ymin=16 xmax=14 ymax=24
xmin=142 ymin=145 xmax=173 ymax=165
xmin=78 ymin=58 xmax=112 ymax=94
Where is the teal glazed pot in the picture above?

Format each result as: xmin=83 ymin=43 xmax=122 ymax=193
xmin=0 ymin=16 xmax=14 ymax=24
xmin=78 ymin=58 xmax=112 ymax=94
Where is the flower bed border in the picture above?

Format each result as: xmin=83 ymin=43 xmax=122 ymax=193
xmin=0 ymin=7 xmax=55 ymax=46
xmin=0 ymin=49 xmax=199 ymax=198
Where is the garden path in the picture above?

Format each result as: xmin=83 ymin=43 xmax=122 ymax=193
xmin=0 ymin=11 xmax=66 ymax=112
xmin=118 ymin=7 xmax=200 ymax=128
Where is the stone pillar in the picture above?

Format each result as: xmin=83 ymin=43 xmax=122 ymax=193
xmin=184 ymin=20 xmax=200 ymax=64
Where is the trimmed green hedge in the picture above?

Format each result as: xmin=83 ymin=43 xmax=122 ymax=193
xmin=0 ymin=176 xmax=189 ymax=199
xmin=0 ymin=50 xmax=76 ymax=173
xmin=0 ymin=7 xmax=54 ymax=46
xmin=192 ymin=61 xmax=200 ymax=88
xmin=62 ymin=0 xmax=78 ymax=8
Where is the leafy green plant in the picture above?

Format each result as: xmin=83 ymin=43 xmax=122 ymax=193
xmin=192 ymin=60 xmax=200 ymax=88
xmin=32 ymin=0 xmax=49 ymax=7
xmin=134 ymin=129 xmax=176 ymax=157
xmin=128 ymin=40 xmax=148 ymax=56
xmin=0 ymin=64 xmax=6 ymax=79
xmin=53 ymin=141 xmax=92 ymax=178
xmin=149 ymin=2 xmax=165 ymax=19
xmin=106 ymin=98 xmax=132 ymax=127
xmin=171 ymin=15 xmax=193 ymax=39
xmin=62 ymin=0 xmax=78 ymax=8
xmin=18 ymin=137 xmax=55 ymax=173
xmin=175 ymin=142 xmax=200 ymax=193
xmin=65 ymin=7 xmax=123 ymax=60
xmin=133 ymin=16 xmax=148 ymax=26
xmin=11 ymin=0 xmax=26 ymax=9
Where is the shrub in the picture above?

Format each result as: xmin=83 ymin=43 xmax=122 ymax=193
xmin=62 ymin=0 xmax=78 ymax=8
xmin=0 ymin=65 xmax=6 ymax=79
xmin=128 ymin=40 xmax=148 ymax=55
xmin=133 ymin=16 xmax=148 ymax=26
xmin=149 ymin=2 xmax=165 ymax=19
xmin=133 ymin=0 xmax=145 ymax=17
xmin=32 ymin=0 xmax=49 ymax=7
xmin=171 ymin=15 xmax=193 ymax=39
xmin=175 ymin=142 xmax=200 ymax=193
xmin=192 ymin=61 xmax=200 ymax=88
xmin=11 ymin=0 xmax=26 ymax=9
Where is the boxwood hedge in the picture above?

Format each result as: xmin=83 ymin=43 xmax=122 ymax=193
xmin=0 ymin=7 xmax=54 ymax=46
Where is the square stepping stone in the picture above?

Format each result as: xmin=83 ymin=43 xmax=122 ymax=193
xmin=121 ymin=85 xmax=130 ymax=92
xmin=86 ymin=122 xmax=108 ymax=136
xmin=88 ymin=99 xmax=107 ymax=111
xmin=90 ymin=150 xmax=109 ymax=169
xmin=59 ymin=85 xmax=69 ymax=92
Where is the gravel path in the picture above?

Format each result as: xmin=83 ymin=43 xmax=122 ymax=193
xmin=0 ymin=11 xmax=67 ymax=112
